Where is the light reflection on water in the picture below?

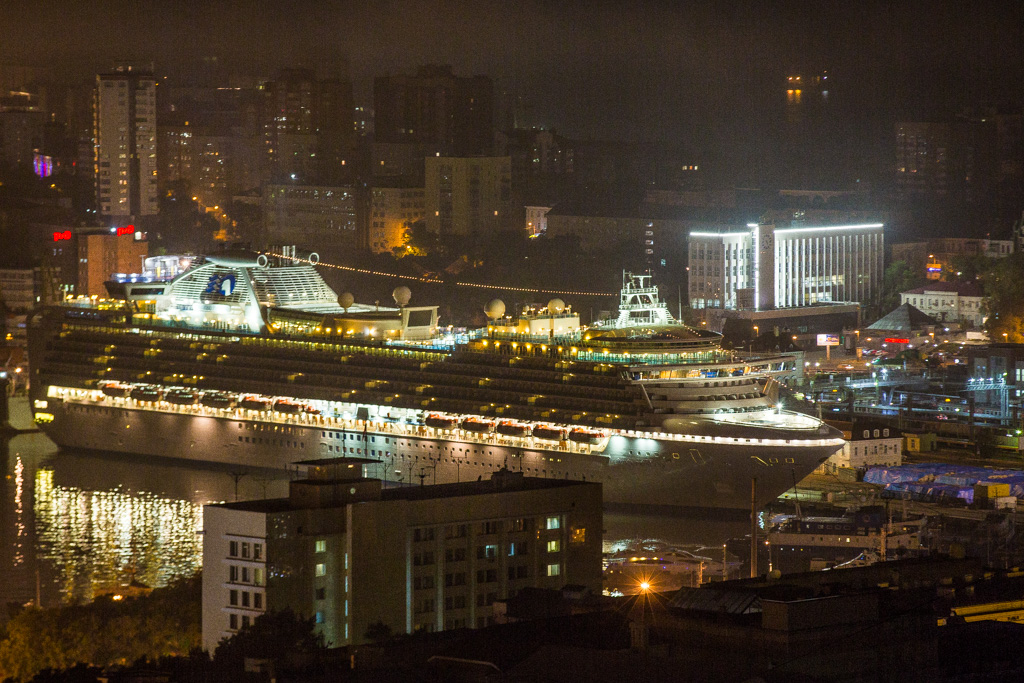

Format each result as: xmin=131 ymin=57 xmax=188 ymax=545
xmin=1 ymin=396 xmax=751 ymax=606
xmin=33 ymin=468 xmax=205 ymax=601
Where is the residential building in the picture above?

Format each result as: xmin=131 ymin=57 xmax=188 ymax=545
xmin=0 ymin=91 xmax=46 ymax=171
xmin=76 ymin=227 xmax=149 ymax=297
xmin=524 ymin=205 xmax=551 ymax=237
xmin=424 ymin=156 xmax=511 ymax=237
xmin=374 ymin=65 xmax=493 ymax=157
xmin=262 ymin=184 xmax=357 ymax=250
xmin=201 ymin=463 xmax=601 ymax=652
xmin=369 ymin=184 xmax=425 ymax=254
xmin=688 ymin=222 xmax=884 ymax=310
xmin=900 ymin=281 xmax=987 ymax=327
xmin=94 ymin=66 xmax=158 ymax=220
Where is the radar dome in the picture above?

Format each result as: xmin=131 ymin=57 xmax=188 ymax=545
xmin=484 ymin=299 xmax=506 ymax=319
xmin=338 ymin=292 xmax=354 ymax=310
xmin=392 ymin=286 xmax=412 ymax=307
xmin=547 ymin=298 xmax=566 ymax=314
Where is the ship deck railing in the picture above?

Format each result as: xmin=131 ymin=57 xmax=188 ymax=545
xmin=48 ymin=386 xmax=847 ymax=450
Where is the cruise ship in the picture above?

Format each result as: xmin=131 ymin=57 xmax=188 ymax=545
xmin=28 ymin=251 xmax=844 ymax=512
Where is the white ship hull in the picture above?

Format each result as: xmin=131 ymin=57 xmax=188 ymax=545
xmin=35 ymin=394 xmax=840 ymax=512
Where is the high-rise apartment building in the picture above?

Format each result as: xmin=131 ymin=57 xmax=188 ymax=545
xmin=369 ymin=184 xmax=426 ymax=254
xmin=424 ymin=156 xmax=511 ymax=237
xmin=201 ymin=463 xmax=601 ymax=651
xmin=688 ymin=222 xmax=884 ymax=310
xmin=374 ymin=65 xmax=493 ymax=157
xmin=94 ymin=66 xmax=158 ymax=219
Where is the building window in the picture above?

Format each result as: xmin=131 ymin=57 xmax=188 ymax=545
xmin=254 ymin=593 xmax=263 ymax=610
xmin=229 ymin=614 xmax=238 ymax=630
xmin=315 ymin=563 xmax=327 ymax=577
xmin=241 ymin=567 xmax=249 ymax=583
xmin=414 ymin=527 xmax=436 ymax=542
xmin=242 ymin=592 xmax=250 ymax=607
xmin=546 ymin=516 xmax=560 ymax=530
xmin=478 ymin=544 xmax=498 ymax=560
xmin=242 ymin=615 xmax=251 ymax=628
xmin=254 ymin=543 xmax=263 ymax=560
xmin=481 ymin=521 xmax=501 ymax=535
xmin=229 ymin=566 xmax=238 ymax=582
xmin=254 ymin=568 xmax=265 ymax=586
xmin=547 ymin=539 xmax=560 ymax=553
xmin=229 ymin=541 xmax=239 ymax=557
xmin=229 ymin=589 xmax=238 ymax=606
xmin=315 ymin=539 xmax=326 ymax=553
xmin=315 ymin=612 xmax=324 ymax=624
xmin=241 ymin=542 xmax=250 ymax=559
xmin=316 ymin=587 xmax=326 ymax=600
xmin=546 ymin=563 xmax=561 ymax=577
xmin=571 ymin=527 xmax=586 ymax=545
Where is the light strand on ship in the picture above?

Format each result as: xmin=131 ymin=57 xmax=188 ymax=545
xmin=266 ymin=252 xmax=617 ymax=298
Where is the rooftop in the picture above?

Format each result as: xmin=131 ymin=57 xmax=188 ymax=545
xmin=903 ymin=280 xmax=985 ymax=297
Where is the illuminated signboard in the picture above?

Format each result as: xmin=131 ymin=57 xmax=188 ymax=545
xmin=816 ymin=334 xmax=840 ymax=346
xmin=884 ymin=337 xmax=910 ymax=344
xmin=53 ymin=230 xmax=73 ymax=242
xmin=116 ymin=225 xmax=134 ymax=236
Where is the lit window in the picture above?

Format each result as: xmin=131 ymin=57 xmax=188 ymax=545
xmin=547 ymin=540 xmax=560 ymax=553
xmin=571 ymin=527 xmax=586 ymax=544
xmin=545 ymin=516 xmax=560 ymax=530
xmin=546 ymin=563 xmax=561 ymax=577
xmin=315 ymin=539 xmax=326 ymax=553
xmin=315 ymin=563 xmax=326 ymax=577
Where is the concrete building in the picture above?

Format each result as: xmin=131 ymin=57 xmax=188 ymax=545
xmin=369 ymin=184 xmax=425 ymax=254
xmin=524 ymin=205 xmax=551 ymax=237
xmin=76 ymin=227 xmax=149 ymax=297
xmin=201 ymin=463 xmax=601 ymax=652
xmin=0 ymin=91 xmax=45 ymax=171
xmin=824 ymin=421 xmax=903 ymax=470
xmin=262 ymin=184 xmax=357 ymax=249
xmin=424 ymin=156 xmax=511 ymax=237
xmin=891 ymin=238 xmax=1014 ymax=280
xmin=94 ymin=66 xmax=158 ymax=220
xmin=688 ymin=222 xmax=884 ymax=310
xmin=374 ymin=65 xmax=493 ymax=157
xmin=900 ymin=281 xmax=987 ymax=327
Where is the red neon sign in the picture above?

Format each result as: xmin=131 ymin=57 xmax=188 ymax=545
xmin=53 ymin=230 xmax=72 ymax=242
xmin=884 ymin=337 xmax=910 ymax=344
xmin=116 ymin=225 xmax=135 ymax=236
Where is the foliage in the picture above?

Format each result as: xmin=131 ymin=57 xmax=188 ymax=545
xmin=981 ymin=252 xmax=1024 ymax=342
xmin=0 ymin=576 xmax=200 ymax=682
xmin=877 ymin=260 xmax=926 ymax=315
xmin=363 ymin=621 xmax=394 ymax=644
xmin=212 ymin=608 xmax=325 ymax=670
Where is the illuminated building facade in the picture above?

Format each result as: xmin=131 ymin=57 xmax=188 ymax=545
xmin=900 ymin=281 xmax=987 ymax=327
xmin=688 ymin=223 xmax=884 ymax=310
xmin=201 ymin=465 xmax=601 ymax=651
xmin=94 ymin=66 xmax=158 ymax=220
xmin=76 ymin=227 xmax=149 ymax=297
xmin=424 ymin=156 xmax=511 ymax=237
xmin=369 ymin=184 xmax=425 ymax=254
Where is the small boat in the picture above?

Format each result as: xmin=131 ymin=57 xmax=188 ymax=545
xmin=461 ymin=417 xmax=496 ymax=433
xmin=130 ymin=386 xmax=162 ymax=402
xmin=165 ymin=389 xmax=198 ymax=405
xmin=239 ymin=396 xmax=271 ymax=411
xmin=200 ymin=392 xmax=235 ymax=409
xmin=273 ymin=399 xmax=303 ymax=414
xmin=533 ymin=425 xmax=568 ymax=441
xmin=100 ymin=382 xmax=131 ymax=398
xmin=425 ymin=414 xmax=458 ymax=430
xmin=568 ymin=428 xmax=606 ymax=445
xmin=496 ymin=421 xmax=532 ymax=438
xmin=304 ymin=405 xmax=322 ymax=416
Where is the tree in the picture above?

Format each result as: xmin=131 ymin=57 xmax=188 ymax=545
xmin=877 ymin=260 xmax=926 ymax=315
xmin=212 ymin=608 xmax=325 ymax=670
xmin=981 ymin=252 xmax=1024 ymax=341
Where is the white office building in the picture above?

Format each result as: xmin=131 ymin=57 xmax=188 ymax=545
xmin=688 ymin=223 xmax=884 ymax=310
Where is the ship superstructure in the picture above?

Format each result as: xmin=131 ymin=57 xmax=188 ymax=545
xmin=29 ymin=258 xmax=844 ymax=511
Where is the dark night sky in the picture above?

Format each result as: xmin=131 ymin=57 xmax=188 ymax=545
xmin=1 ymin=1 xmax=1021 ymax=177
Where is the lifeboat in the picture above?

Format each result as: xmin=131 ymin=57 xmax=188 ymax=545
xmin=461 ymin=417 xmax=496 ymax=433
xmin=304 ymin=405 xmax=322 ymax=416
xmin=200 ymin=392 xmax=235 ymax=409
xmin=568 ymin=427 xmax=606 ymax=445
xmin=100 ymin=382 xmax=131 ymax=398
xmin=425 ymin=414 xmax=458 ymax=430
xmin=164 ymin=389 xmax=198 ymax=405
xmin=239 ymin=396 xmax=272 ymax=411
xmin=130 ymin=386 xmax=163 ymax=402
xmin=273 ymin=399 xmax=303 ymax=414
xmin=496 ymin=421 xmax=532 ymax=438
xmin=532 ymin=425 xmax=568 ymax=441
